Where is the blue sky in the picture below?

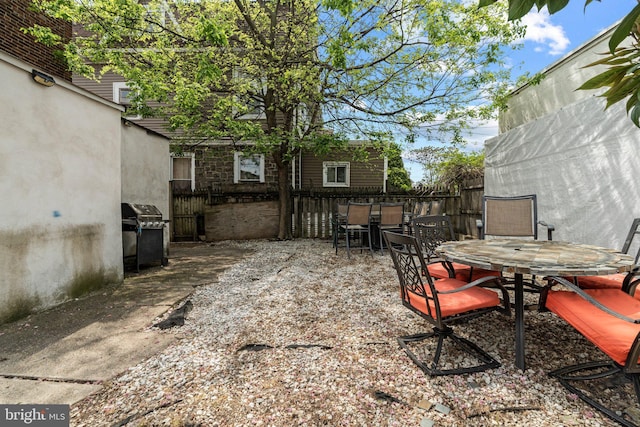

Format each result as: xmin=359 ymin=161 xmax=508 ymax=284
xmin=404 ymin=0 xmax=637 ymax=183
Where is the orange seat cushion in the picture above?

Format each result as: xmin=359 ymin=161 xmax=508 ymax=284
xmin=545 ymin=289 xmax=640 ymax=366
xmin=573 ymin=274 xmax=626 ymax=290
xmin=428 ymin=262 xmax=499 ymax=282
xmin=406 ymin=278 xmax=500 ymax=318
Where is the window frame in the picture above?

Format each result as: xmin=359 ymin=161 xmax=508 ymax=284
xmin=113 ymin=82 xmax=142 ymax=120
xmin=323 ymin=161 xmax=350 ymax=187
xmin=234 ymin=152 xmax=266 ymax=183
xmin=170 ymin=152 xmax=195 ymax=191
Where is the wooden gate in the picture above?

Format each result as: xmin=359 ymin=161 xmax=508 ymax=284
xmin=170 ymin=188 xmax=208 ymax=241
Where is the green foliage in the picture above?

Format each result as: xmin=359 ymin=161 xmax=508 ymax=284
xmin=436 ymin=149 xmax=485 ymax=187
xmin=322 ymin=0 xmax=354 ymax=17
xmin=21 ymin=24 xmax=61 ymax=46
xmin=479 ymin=0 xmax=576 ymax=20
xmin=385 ymin=143 xmax=412 ymax=191
xmin=411 ymin=146 xmax=484 ymax=186
xmin=608 ymin=3 xmax=640 ymax=53
xmin=410 ymin=146 xmax=451 ymax=184
xmin=30 ymin=0 xmax=523 ymax=237
xmin=578 ymin=47 xmax=640 ymax=126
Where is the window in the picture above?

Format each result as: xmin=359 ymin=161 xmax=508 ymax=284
xmin=323 ymin=162 xmax=350 ymax=187
xmin=113 ymin=82 xmax=141 ymax=119
xmin=171 ymin=153 xmax=195 ymax=191
xmin=234 ymin=152 xmax=265 ymax=183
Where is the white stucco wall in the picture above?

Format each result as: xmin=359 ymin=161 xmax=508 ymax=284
xmin=121 ymin=121 xmax=171 ymax=254
xmin=0 ymin=54 xmax=124 ymax=322
xmin=486 ymin=21 xmax=640 ymax=254
xmin=485 ymin=95 xmax=640 ymax=251
xmin=499 ymin=26 xmax=615 ymax=132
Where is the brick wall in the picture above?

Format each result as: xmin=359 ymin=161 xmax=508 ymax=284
xmin=0 ymin=0 xmax=71 ymax=81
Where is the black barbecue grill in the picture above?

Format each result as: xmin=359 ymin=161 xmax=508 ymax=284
xmin=121 ymin=203 xmax=166 ymax=271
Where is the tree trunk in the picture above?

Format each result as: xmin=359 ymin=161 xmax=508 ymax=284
xmin=277 ymin=162 xmax=292 ymax=240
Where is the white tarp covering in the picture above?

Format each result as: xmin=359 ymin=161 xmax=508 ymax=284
xmin=484 ymin=94 xmax=640 ymax=253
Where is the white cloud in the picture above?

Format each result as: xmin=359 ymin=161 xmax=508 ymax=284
xmin=521 ymin=9 xmax=570 ymax=56
xmin=463 ymin=118 xmax=499 ymax=150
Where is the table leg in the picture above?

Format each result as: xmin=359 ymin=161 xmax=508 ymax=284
xmin=514 ymin=273 xmax=525 ymax=370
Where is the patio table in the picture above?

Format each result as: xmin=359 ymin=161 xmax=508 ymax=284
xmin=436 ymin=239 xmax=636 ymax=371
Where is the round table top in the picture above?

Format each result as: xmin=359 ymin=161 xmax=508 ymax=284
xmin=436 ymin=239 xmax=636 ymax=277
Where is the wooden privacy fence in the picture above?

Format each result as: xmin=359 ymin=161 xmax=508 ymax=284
xmin=170 ymin=179 xmax=485 ymax=242
xmin=291 ymin=180 xmax=485 ymax=239
xmin=291 ymin=193 xmax=441 ymax=239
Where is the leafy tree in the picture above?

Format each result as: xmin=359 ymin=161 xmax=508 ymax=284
xmin=479 ymin=0 xmax=640 ymax=126
xmin=436 ymin=149 xmax=485 ymax=187
xmin=28 ymin=0 xmax=524 ymax=239
xmin=410 ymin=146 xmax=484 ymax=186
xmin=408 ymin=146 xmax=450 ymax=185
xmin=385 ymin=143 xmax=412 ymax=191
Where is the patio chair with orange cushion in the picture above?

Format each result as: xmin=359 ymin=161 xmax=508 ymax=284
xmin=412 ymin=215 xmax=499 ymax=283
xmin=571 ymin=218 xmax=640 ymax=293
xmin=383 ymin=231 xmax=511 ymax=376
xmin=541 ymin=276 xmax=640 ymax=426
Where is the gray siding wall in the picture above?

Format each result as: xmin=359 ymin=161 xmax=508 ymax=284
xmin=300 ymin=147 xmax=384 ymax=189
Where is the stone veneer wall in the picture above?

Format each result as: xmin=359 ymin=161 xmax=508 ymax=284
xmin=192 ymin=144 xmax=280 ymax=192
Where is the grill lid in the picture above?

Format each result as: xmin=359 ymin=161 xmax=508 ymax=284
xmin=121 ymin=203 xmax=163 ymax=220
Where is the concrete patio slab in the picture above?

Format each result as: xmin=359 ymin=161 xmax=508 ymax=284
xmin=0 ymin=243 xmax=248 ymax=405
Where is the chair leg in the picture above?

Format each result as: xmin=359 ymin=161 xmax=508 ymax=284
xmin=397 ymin=327 xmax=500 ymax=376
xmin=333 ymin=221 xmax=337 ymax=249
xmin=549 ymin=361 xmax=637 ymax=427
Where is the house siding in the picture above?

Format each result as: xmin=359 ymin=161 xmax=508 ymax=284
xmin=73 ymin=71 xmax=174 ymax=137
xmin=300 ymin=147 xmax=384 ymax=189
xmin=0 ymin=0 xmax=71 ymax=81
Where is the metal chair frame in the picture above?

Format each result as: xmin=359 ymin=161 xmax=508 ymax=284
xmin=332 ymin=202 xmax=348 ymax=250
xmin=384 ymin=231 xmax=511 ymax=376
xmin=571 ymin=218 xmax=640 ymax=292
xmin=412 ymin=215 xmax=499 ymax=283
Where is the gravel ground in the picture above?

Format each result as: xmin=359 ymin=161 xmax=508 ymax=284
xmin=71 ymin=239 xmax=636 ymax=426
